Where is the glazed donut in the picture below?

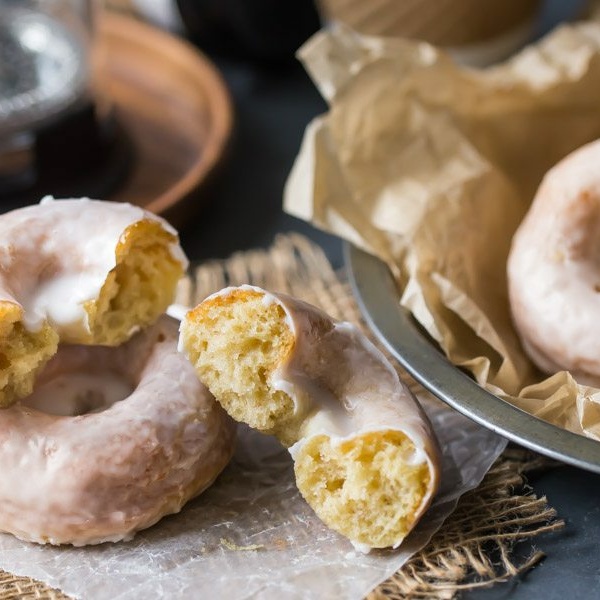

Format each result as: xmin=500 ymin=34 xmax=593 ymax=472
xmin=0 ymin=316 xmax=235 ymax=546
xmin=508 ymin=139 xmax=600 ymax=384
xmin=0 ymin=197 xmax=188 ymax=407
xmin=179 ymin=285 xmax=440 ymax=551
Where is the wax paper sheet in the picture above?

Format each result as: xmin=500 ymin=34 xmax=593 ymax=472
xmin=284 ymin=19 xmax=600 ymax=440
xmin=0 ymin=396 xmax=505 ymax=599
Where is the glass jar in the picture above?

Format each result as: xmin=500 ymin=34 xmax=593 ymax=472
xmin=0 ymin=0 xmax=129 ymax=207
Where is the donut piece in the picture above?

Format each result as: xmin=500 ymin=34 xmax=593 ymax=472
xmin=508 ymin=140 xmax=600 ymax=383
xmin=0 ymin=197 xmax=188 ymax=407
xmin=180 ymin=286 xmax=440 ymax=551
xmin=0 ymin=317 xmax=235 ymax=546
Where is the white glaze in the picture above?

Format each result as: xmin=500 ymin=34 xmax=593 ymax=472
xmin=263 ymin=295 xmax=434 ymax=459
xmin=0 ymin=197 xmax=188 ymax=338
xmin=508 ymin=139 xmax=600 ymax=383
xmin=21 ymin=373 xmax=133 ymax=417
xmin=167 ymin=302 xmax=190 ymax=323
xmin=351 ymin=541 xmax=373 ymax=554
xmin=0 ymin=317 xmax=235 ymax=546
xmin=263 ymin=292 xmax=440 ymax=551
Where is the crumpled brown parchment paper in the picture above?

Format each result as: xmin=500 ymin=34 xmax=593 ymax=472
xmin=284 ymin=19 xmax=600 ymax=440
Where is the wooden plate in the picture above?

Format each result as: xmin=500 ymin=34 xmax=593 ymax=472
xmin=98 ymin=13 xmax=233 ymax=223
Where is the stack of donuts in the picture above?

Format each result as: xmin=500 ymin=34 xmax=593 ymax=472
xmin=0 ymin=197 xmax=236 ymax=546
xmin=0 ymin=197 xmax=441 ymax=552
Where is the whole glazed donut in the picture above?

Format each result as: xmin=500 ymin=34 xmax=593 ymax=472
xmin=0 ymin=317 xmax=235 ymax=546
xmin=508 ymin=139 xmax=600 ymax=384
xmin=179 ymin=285 xmax=441 ymax=551
xmin=0 ymin=197 xmax=188 ymax=407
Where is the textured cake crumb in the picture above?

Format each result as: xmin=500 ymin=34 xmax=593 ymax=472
xmin=295 ymin=432 xmax=430 ymax=548
xmin=0 ymin=304 xmax=58 ymax=407
xmin=86 ymin=220 xmax=184 ymax=346
xmin=182 ymin=289 xmax=301 ymax=444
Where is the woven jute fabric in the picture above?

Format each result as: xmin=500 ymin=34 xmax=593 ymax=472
xmin=0 ymin=233 xmax=563 ymax=599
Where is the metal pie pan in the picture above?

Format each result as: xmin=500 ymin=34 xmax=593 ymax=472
xmin=344 ymin=242 xmax=600 ymax=474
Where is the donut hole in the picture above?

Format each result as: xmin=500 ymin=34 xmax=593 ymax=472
xmin=294 ymin=432 xmax=430 ymax=549
xmin=182 ymin=289 xmax=298 ymax=442
xmin=85 ymin=220 xmax=184 ymax=346
xmin=22 ymin=371 xmax=134 ymax=417
xmin=18 ymin=339 xmax=141 ymax=417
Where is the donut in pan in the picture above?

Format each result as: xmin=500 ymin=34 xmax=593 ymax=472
xmin=0 ymin=197 xmax=187 ymax=407
xmin=508 ymin=139 xmax=600 ymax=384
xmin=179 ymin=285 xmax=441 ymax=551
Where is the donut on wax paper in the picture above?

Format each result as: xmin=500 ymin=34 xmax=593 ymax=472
xmin=179 ymin=285 xmax=440 ymax=551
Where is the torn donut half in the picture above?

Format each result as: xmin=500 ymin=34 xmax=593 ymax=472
xmin=179 ymin=285 xmax=441 ymax=551
xmin=0 ymin=197 xmax=188 ymax=407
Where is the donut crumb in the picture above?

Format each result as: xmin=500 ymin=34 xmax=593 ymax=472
xmin=220 ymin=538 xmax=264 ymax=551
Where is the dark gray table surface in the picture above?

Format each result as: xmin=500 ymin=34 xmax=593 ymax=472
xmin=178 ymin=10 xmax=600 ymax=596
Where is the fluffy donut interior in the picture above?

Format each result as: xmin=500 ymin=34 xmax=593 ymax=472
xmin=182 ymin=289 xmax=301 ymax=444
xmin=294 ymin=432 xmax=430 ymax=549
xmin=0 ymin=302 xmax=58 ymax=408
xmin=85 ymin=220 xmax=184 ymax=346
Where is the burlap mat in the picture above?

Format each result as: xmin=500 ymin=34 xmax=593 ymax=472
xmin=0 ymin=233 xmax=563 ymax=599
